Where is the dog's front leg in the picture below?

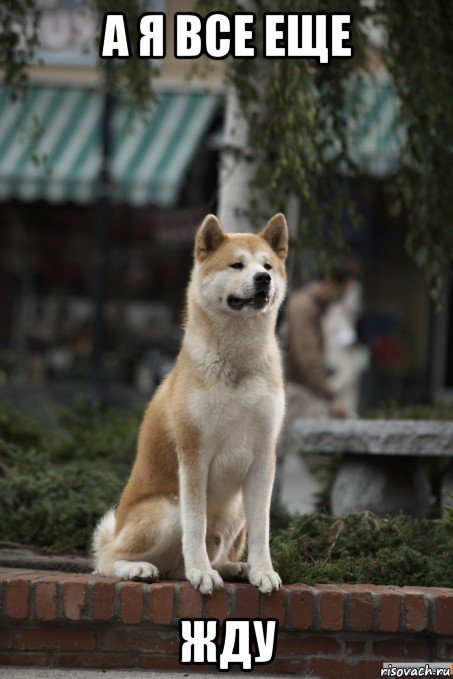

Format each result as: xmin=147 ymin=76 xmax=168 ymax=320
xmin=179 ymin=460 xmax=223 ymax=595
xmin=243 ymin=448 xmax=282 ymax=594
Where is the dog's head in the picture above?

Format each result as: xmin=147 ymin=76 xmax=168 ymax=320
xmin=191 ymin=213 xmax=288 ymax=317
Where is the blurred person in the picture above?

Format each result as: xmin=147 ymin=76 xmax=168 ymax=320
xmin=274 ymin=268 xmax=353 ymax=509
xmin=323 ymin=279 xmax=369 ymax=416
xmin=285 ymin=269 xmax=353 ymax=423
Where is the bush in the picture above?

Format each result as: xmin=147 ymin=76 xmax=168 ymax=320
xmin=0 ymin=402 xmax=43 ymax=448
xmin=49 ymin=396 xmax=139 ymax=465
xmin=270 ymin=511 xmax=453 ymax=587
xmin=0 ymin=399 xmax=140 ymax=552
xmin=367 ymin=400 xmax=453 ymax=421
xmin=1 ymin=401 xmax=452 ymax=587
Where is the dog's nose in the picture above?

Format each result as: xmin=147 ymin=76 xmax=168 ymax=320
xmin=254 ymin=272 xmax=271 ymax=288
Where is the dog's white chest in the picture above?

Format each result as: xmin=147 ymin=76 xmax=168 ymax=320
xmin=188 ymin=377 xmax=284 ymax=503
xmin=189 ymin=375 xmax=279 ymax=440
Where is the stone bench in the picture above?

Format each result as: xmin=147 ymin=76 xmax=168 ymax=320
xmin=291 ymin=419 xmax=453 ymax=517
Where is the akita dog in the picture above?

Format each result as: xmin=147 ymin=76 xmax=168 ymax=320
xmin=93 ymin=213 xmax=288 ymax=594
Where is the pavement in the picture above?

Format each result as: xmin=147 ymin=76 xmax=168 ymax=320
xmin=0 ymin=670 xmax=308 ymax=678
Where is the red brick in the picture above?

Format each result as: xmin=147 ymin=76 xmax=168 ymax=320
xmin=261 ymin=587 xmax=286 ymax=625
xmin=0 ymin=652 xmax=49 ymax=667
xmin=405 ymin=640 xmax=430 ymax=660
xmin=287 ymin=585 xmax=315 ymax=630
xmin=149 ymin=582 xmax=174 ymax=625
xmin=0 ymin=627 xmax=13 ymax=649
xmin=403 ymin=592 xmax=428 ymax=632
xmin=206 ymin=587 xmax=231 ymax=621
xmin=437 ymin=639 xmax=453 ymax=660
xmin=54 ymin=653 xmax=135 ymax=669
xmin=5 ymin=576 xmax=33 ymax=618
xmin=234 ymin=583 xmax=260 ymax=618
xmin=91 ymin=579 xmax=118 ymax=621
xmin=179 ymin=582 xmax=202 ymax=618
xmin=344 ymin=640 xmax=366 ymax=656
xmin=436 ymin=595 xmax=453 ymax=635
xmin=347 ymin=590 xmax=373 ymax=631
xmin=373 ymin=638 xmax=429 ymax=660
xmin=34 ymin=572 xmax=73 ymax=583
xmin=0 ymin=569 xmax=35 ymax=578
xmin=373 ymin=638 xmax=409 ymax=658
xmin=34 ymin=581 xmax=57 ymax=621
xmin=119 ymin=581 xmax=144 ymax=624
xmin=357 ymin=584 xmax=402 ymax=596
xmin=139 ymin=655 xmax=196 ymax=670
xmin=258 ymin=657 xmax=305 ymax=673
xmin=318 ymin=587 xmax=344 ymax=631
xmin=63 ymin=581 xmax=87 ymax=621
xmin=404 ymin=586 xmax=453 ymax=596
xmin=277 ymin=635 xmax=340 ymax=655
xmin=355 ymin=660 xmax=389 ymax=678
xmin=376 ymin=592 xmax=401 ymax=632
xmin=18 ymin=627 xmax=96 ymax=651
xmin=305 ymin=657 xmax=359 ymax=679
xmin=100 ymin=627 xmax=178 ymax=654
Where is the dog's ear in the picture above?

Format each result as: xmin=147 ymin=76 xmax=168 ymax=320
xmin=259 ymin=213 xmax=289 ymax=260
xmin=195 ymin=214 xmax=226 ymax=261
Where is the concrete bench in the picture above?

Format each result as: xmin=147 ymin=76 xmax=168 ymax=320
xmin=291 ymin=419 xmax=453 ymax=517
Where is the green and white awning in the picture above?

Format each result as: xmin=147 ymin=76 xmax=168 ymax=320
xmin=0 ymin=86 xmax=220 ymax=206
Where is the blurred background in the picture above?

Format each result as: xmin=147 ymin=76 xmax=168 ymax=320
xmin=0 ymin=0 xmax=451 ymax=419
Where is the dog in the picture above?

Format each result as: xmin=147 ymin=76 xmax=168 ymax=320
xmin=92 ymin=212 xmax=288 ymax=594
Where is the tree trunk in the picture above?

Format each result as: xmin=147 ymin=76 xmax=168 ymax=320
xmin=217 ymin=85 xmax=255 ymax=233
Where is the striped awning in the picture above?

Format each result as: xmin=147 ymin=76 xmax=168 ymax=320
xmin=0 ymin=86 xmax=220 ymax=206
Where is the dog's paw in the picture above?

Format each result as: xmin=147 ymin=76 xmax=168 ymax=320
xmin=113 ymin=560 xmax=159 ymax=582
xmin=186 ymin=568 xmax=223 ymax=595
xmin=248 ymin=567 xmax=282 ymax=594
xmin=218 ymin=561 xmax=249 ymax=580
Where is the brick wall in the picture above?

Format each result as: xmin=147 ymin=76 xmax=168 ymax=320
xmin=0 ymin=568 xmax=452 ymax=677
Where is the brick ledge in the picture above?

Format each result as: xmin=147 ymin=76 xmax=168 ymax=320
xmin=1 ymin=568 xmax=452 ymax=676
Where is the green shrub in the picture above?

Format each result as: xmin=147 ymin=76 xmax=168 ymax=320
xmin=270 ymin=511 xmax=453 ymax=587
xmin=0 ymin=441 xmax=125 ymax=552
xmin=367 ymin=400 xmax=453 ymax=421
xmin=49 ymin=396 xmax=140 ymax=465
xmin=0 ymin=402 xmax=43 ymax=448
xmin=0 ymin=399 xmax=139 ymax=552
xmin=1 ymin=401 xmax=452 ymax=587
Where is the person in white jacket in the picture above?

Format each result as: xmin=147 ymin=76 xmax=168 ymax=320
xmin=323 ymin=279 xmax=368 ymax=417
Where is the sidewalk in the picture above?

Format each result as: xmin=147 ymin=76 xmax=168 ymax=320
xmin=1 ymin=670 xmax=300 ymax=678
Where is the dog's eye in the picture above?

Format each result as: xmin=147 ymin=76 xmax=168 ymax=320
xmin=264 ymin=263 xmax=272 ymax=271
xmin=230 ymin=262 xmax=244 ymax=270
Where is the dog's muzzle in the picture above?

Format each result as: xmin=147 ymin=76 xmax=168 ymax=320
xmin=227 ymin=273 xmax=272 ymax=310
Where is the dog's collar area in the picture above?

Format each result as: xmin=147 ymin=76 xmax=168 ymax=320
xmin=227 ymin=290 xmax=270 ymax=310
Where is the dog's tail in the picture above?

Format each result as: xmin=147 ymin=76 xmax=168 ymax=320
xmin=91 ymin=508 xmax=116 ymax=574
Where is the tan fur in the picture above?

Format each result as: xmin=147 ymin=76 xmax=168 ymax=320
xmin=93 ymin=213 xmax=289 ymax=594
